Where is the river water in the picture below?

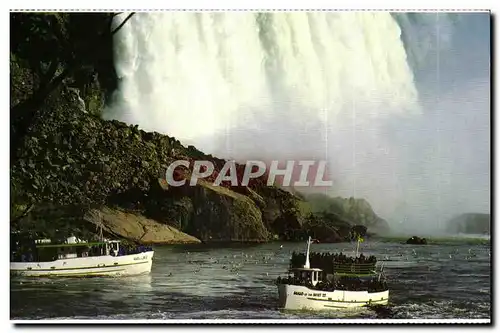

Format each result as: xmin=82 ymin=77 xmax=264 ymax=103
xmin=10 ymin=238 xmax=491 ymax=320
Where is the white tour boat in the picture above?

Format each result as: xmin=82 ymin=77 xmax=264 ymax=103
xmin=277 ymin=237 xmax=389 ymax=310
xmin=10 ymin=235 xmax=154 ymax=277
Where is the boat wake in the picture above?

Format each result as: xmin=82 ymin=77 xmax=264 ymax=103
xmin=390 ymin=300 xmax=491 ymax=319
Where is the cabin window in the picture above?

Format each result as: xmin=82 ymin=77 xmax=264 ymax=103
xmin=37 ymin=247 xmax=58 ymax=262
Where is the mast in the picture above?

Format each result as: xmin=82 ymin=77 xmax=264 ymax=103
xmin=355 ymin=233 xmax=363 ymax=257
xmin=88 ymin=209 xmax=105 ymax=242
xmin=96 ymin=218 xmax=104 ymax=242
xmin=303 ymin=236 xmax=311 ymax=269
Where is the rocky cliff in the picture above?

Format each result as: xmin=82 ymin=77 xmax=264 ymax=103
xmin=304 ymin=193 xmax=390 ymax=234
xmin=10 ymin=12 xmax=390 ymax=245
xmin=446 ymin=213 xmax=490 ymax=235
xmin=11 ymin=86 xmax=391 ymax=244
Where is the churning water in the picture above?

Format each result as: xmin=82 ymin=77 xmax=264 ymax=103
xmin=10 ymin=239 xmax=491 ymax=320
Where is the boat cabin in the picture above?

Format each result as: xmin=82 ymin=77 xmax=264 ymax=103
xmin=11 ymin=236 xmax=124 ymax=262
xmin=288 ymin=267 xmax=323 ymax=287
xmin=35 ymin=240 xmax=122 ymax=261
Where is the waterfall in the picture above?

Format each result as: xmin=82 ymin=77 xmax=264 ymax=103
xmin=104 ymin=12 xmax=419 ymax=152
xmin=103 ymin=12 xmax=422 ymax=220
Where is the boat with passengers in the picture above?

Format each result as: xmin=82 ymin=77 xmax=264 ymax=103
xmin=10 ymin=233 xmax=154 ymax=277
xmin=276 ymin=236 xmax=389 ymax=310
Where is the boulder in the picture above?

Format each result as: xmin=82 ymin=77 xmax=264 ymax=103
xmin=406 ymin=236 xmax=427 ymax=245
xmin=83 ymin=206 xmax=201 ymax=244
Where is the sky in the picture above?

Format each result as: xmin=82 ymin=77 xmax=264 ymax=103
xmin=383 ymin=13 xmax=490 ymax=233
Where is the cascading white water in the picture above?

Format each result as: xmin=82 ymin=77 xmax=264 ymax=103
xmin=105 ymin=12 xmax=419 ymax=149
xmin=104 ymin=12 xmax=422 ymax=220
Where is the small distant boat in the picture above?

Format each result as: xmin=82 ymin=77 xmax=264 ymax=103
xmin=10 ymin=235 xmax=154 ymax=277
xmin=276 ymin=237 xmax=389 ymax=310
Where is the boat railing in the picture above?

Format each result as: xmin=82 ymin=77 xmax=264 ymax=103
xmin=289 ymin=257 xmax=378 ymax=274
xmin=332 ymin=262 xmax=378 ymax=276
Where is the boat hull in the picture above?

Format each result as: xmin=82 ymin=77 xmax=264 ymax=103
xmin=277 ymin=284 xmax=389 ymax=310
xmin=10 ymin=251 xmax=154 ymax=277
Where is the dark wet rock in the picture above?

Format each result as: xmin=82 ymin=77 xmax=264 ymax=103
xmin=302 ymin=212 xmax=352 ymax=243
xmin=406 ymin=236 xmax=427 ymax=245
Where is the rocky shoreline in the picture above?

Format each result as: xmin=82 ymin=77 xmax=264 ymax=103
xmin=10 ymin=87 xmax=391 ymax=244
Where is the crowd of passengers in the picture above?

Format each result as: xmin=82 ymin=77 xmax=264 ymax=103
xmin=290 ymin=252 xmax=377 ymax=272
xmin=11 ymin=244 xmax=154 ymax=262
xmin=113 ymin=245 xmax=153 ymax=256
xmin=11 ymin=251 xmax=34 ymax=262
xmin=276 ymin=275 xmax=388 ymax=292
